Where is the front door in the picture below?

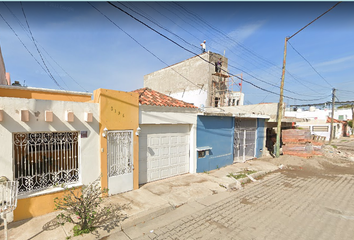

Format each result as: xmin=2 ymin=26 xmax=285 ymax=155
xmin=107 ymin=130 xmax=133 ymax=195
xmin=234 ymin=119 xmax=257 ymax=162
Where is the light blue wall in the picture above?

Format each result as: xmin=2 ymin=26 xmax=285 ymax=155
xmin=256 ymin=118 xmax=266 ymax=158
xmin=196 ymin=116 xmax=234 ymax=172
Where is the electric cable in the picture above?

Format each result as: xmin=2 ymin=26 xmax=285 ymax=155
xmin=133 ymin=1 xmax=331 ymax=96
xmin=20 ymin=2 xmax=64 ymax=90
xmin=106 ymin=1 xmax=336 ymax=102
xmin=288 ymin=1 xmax=342 ymax=40
xmin=3 ymin=2 xmax=88 ymax=92
xmin=288 ymin=40 xmax=334 ymax=88
xmin=88 ymin=2 xmax=202 ymax=90
xmin=119 ymin=2 xmax=201 ymax=51
xmin=170 ymin=2 xmax=334 ymax=94
xmin=0 ymin=11 xmax=50 ymax=78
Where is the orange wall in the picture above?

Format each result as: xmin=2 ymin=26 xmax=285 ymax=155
xmin=0 ymin=87 xmax=92 ymax=102
xmin=14 ymin=187 xmax=82 ymax=221
xmin=93 ymin=88 xmax=140 ymax=191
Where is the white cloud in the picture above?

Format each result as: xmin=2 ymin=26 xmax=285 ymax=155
xmin=316 ymin=55 xmax=354 ymax=67
xmin=227 ymin=21 xmax=266 ymax=47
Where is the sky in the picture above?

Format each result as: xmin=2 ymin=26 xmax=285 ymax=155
xmin=1 ymin=1 xmax=353 ymax=106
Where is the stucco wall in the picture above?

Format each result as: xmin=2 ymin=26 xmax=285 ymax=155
xmin=144 ymin=52 xmax=227 ymax=107
xmin=295 ymin=122 xmax=343 ymax=140
xmin=0 ymin=96 xmax=99 ymax=221
xmin=139 ymin=105 xmax=198 ymax=174
xmin=0 ymin=97 xmax=100 ymax=182
xmin=196 ymin=115 xmax=234 ymax=172
xmin=139 ymin=105 xmax=198 ymax=125
xmin=170 ymin=89 xmax=207 ymax=108
xmin=0 ymin=85 xmax=92 ymax=102
xmin=93 ymin=89 xmax=139 ymax=190
xmin=285 ymin=108 xmax=353 ymax=122
xmin=0 ymin=46 xmax=7 ymax=85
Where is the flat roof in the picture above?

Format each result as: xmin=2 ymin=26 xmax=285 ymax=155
xmin=0 ymin=84 xmax=92 ymax=96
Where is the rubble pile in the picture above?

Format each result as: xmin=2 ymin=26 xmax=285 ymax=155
xmin=321 ymin=144 xmax=354 ymax=161
xmin=282 ymin=129 xmax=324 ymax=158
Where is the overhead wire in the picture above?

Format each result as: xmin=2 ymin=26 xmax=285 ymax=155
xmin=106 ymin=1 xmax=334 ymax=102
xmin=88 ymin=2 xmax=202 ymax=90
xmin=20 ymin=2 xmax=64 ymax=90
xmin=288 ymin=40 xmax=334 ymax=88
xmin=287 ymin=1 xmax=342 ymax=40
xmin=157 ymin=2 xmax=330 ymax=96
xmin=174 ymin=2 xmax=336 ymax=94
xmin=116 ymin=2 xmax=327 ymax=99
xmin=119 ymin=2 xmax=201 ymax=51
xmin=0 ymin=11 xmax=50 ymax=78
xmin=3 ymin=2 xmax=88 ymax=92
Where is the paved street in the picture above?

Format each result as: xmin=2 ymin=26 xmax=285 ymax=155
xmin=114 ymin=158 xmax=354 ymax=240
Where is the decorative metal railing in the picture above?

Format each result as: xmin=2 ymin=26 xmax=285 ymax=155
xmin=0 ymin=180 xmax=18 ymax=214
xmin=13 ymin=132 xmax=79 ymax=194
xmin=1 ymin=180 xmax=19 ymax=240
xmin=107 ymin=131 xmax=133 ymax=177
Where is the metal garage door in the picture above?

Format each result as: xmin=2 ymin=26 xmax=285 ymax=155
xmin=139 ymin=124 xmax=190 ymax=184
xmin=234 ymin=118 xmax=257 ymax=162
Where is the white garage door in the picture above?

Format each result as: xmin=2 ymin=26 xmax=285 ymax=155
xmin=139 ymin=124 xmax=190 ymax=184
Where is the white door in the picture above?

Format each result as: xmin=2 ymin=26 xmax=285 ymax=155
xmin=234 ymin=119 xmax=257 ymax=162
xmin=107 ymin=130 xmax=133 ymax=195
xmin=139 ymin=125 xmax=190 ymax=184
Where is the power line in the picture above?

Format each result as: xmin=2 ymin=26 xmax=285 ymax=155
xmin=106 ymin=1 xmax=335 ymax=103
xmin=288 ymin=40 xmax=333 ymax=88
xmin=288 ymin=1 xmax=342 ymax=40
xmin=88 ymin=2 xmax=202 ymax=90
xmin=141 ymin=2 xmax=330 ymax=96
xmin=3 ymin=2 xmax=87 ymax=92
xmin=20 ymin=2 xmax=64 ymax=90
xmin=119 ymin=2 xmax=200 ymax=51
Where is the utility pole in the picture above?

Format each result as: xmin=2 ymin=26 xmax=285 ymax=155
xmin=329 ymin=88 xmax=336 ymax=143
xmin=352 ymin=103 xmax=354 ymax=136
xmin=275 ymin=37 xmax=288 ymax=157
xmin=273 ymin=2 xmax=340 ymax=157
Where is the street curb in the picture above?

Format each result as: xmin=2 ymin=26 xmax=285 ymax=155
xmin=120 ymin=203 xmax=175 ymax=230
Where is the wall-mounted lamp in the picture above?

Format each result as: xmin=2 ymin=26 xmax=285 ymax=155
xmin=102 ymin=127 xmax=108 ymax=138
xmin=135 ymin=127 xmax=141 ymax=136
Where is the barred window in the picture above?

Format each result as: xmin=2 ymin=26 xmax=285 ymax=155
xmin=13 ymin=131 xmax=79 ymax=194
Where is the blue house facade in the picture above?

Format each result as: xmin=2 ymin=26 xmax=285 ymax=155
xmin=196 ymin=115 xmax=235 ymax=172
xmin=196 ymin=114 xmax=268 ymax=172
xmin=256 ymin=118 xmax=266 ymax=158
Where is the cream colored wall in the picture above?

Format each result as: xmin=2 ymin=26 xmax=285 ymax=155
xmin=139 ymin=105 xmax=198 ymax=174
xmin=0 ymin=97 xmax=100 ymax=182
xmin=0 ymin=96 xmax=99 ymax=221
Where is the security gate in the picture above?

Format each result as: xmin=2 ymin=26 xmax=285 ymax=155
xmin=107 ymin=130 xmax=133 ymax=195
xmin=234 ymin=119 xmax=257 ymax=162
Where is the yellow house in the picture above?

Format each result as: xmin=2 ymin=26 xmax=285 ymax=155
xmin=93 ymin=88 xmax=140 ymax=192
xmin=0 ymin=85 xmax=139 ymax=221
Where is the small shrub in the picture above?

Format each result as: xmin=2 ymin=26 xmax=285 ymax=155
xmin=54 ymin=177 xmax=129 ymax=237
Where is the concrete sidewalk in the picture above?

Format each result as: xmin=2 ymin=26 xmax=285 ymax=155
xmin=1 ymin=158 xmax=280 ymax=240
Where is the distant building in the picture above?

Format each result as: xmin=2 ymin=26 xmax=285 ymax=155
xmin=0 ymin=45 xmax=9 ymax=85
xmin=144 ymin=51 xmax=244 ymax=108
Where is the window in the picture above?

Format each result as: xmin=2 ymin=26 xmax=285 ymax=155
xmin=198 ymin=151 xmax=206 ymax=158
xmin=214 ymin=97 xmax=220 ymax=107
xmin=13 ymin=131 xmax=79 ymax=194
xmin=312 ymin=126 xmax=329 ymax=132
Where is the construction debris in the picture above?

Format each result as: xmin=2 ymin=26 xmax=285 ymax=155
xmin=282 ymin=129 xmax=325 ymax=158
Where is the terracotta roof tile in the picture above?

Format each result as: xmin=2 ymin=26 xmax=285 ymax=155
xmin=132 ymin=88 xmax=198 ymax=109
